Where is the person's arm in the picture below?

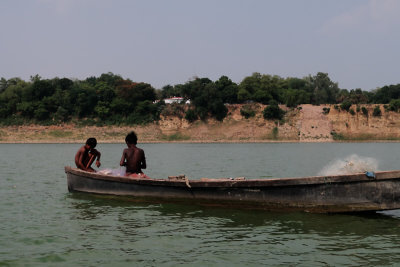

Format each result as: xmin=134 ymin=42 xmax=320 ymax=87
xmin=75 ymin=148 xmax=86 ymax=170
xmin=140 ymin=150 xmax=147 ymax=169
xmin=120 ymin=150 xmax=126 ymax=166
xmin=86 ymin=154 xmax=96 ymax=169
xmin=94 ymin=149 xmax=101 ymax=168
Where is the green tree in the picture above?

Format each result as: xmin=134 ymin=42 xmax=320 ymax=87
xmin=98 ymin=72 xmax=123 ymax=87
xmin=0 ymin=79 xmax=29 ymax=118
xmin=54 ymin=106 xmax=69 ymax=122
xmin=29 ymin=79 xmax=55 ymax=101
xmin=135 ymin=100 xmax=160 ymax=121
xmin=16 ymin=101 xmax=36 ymax=118
xmin=0 ymin=78 xmax=8 ymax=93
xmin=34 ymin=103 xmax=50 ymax=121
xmin=209 ymin=100 xmax=227 ymax=121
xmin=160 ymin=84 xmax=182 ymax=99
xmin=185 ymin=109 xmax=198 ymax=122
xmin=348 ymin=89 xmax=369 ymax=104
xmin=178 ymin=77 xmax=228 ymax=121
xmin=110 ymin=98 xmax=132 ymax=117
xmin=95 ymin=81 xmax=115 ymax=103
xmin=238 ymin=73 xmax=261 ymax=102
xmin=72 ymin=83 xmax=98 ymax=117
xmin=307 ymin=72 xmax=339 ymax=104
xmin=94 ymin=101 xmax=111 ymax=119
xmin=372 ymin=84 xmax=400 ymax=103
xmin=181 ymin=77 xmax=213 ymax=100
xmin=337 ymin=88 xmax=369 ymax=104
xmin=388 ymin=99 xmax=400 ymax=112
xmin=238 ymin=73 xmax=285 ymax=104
xmin=282 ymin=77 xmax=311 ymax=107
xmin=283 ymin=89 xmax=311 ymax=107
xmin=237 ymin=88 xmax=252 ymax=103
xmin=287 ymin=77 xmax=307 ymax=90
xmin=253 ymin=90 xmax=272 ymax=104
xmin=125 ymin=100 xmax=160 ymax=124
xmin=115 ymin=81 xmax=156 ymax=105
xmin=215 ymin=75 xmax=238 ymax=104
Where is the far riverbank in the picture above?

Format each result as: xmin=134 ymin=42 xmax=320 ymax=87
xmin=2 ymin=104 xmax=400 ymax=143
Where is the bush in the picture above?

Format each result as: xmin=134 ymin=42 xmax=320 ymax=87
xmin=349 ymin=109 xmax=355 ymax=115
xmin=373 ymin=106 xmax=381 ymax=117
xmin=0 ymin=114 xmax=26 ymax=126
xmin=322 ymin=107 xmax=330 ymax=114
xmin=388 ymin=99 xmax=400 ymax=112
xmin=210 ymin=101 xmax=228 ymax=121
xmin=160 ymin=103 xmax=185 ymax=118
xmin=240 ymin=104 xmax=256 ymax=119
xmin=331 ymin=131 xmax=344 ymax=140
xmin=161 ymin=133 xmax=190 ymax=141
xmin=361 ymin=107 xmax=368 ymax=116
xmin=185 ymin=109 xmax=198 ymax=122
xmin=272 ymin=127 xmax=278 ymax=139
xmin=384 ymin=104 xmax=389 ymax=111
xmin=340 ymin=101 xmax=352 ymax=112
xmin=263 ymin=102 xmax=285 ymax=120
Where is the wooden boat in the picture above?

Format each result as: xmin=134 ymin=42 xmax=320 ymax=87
xmin=65 ymin=166 xmax=400 ymax=213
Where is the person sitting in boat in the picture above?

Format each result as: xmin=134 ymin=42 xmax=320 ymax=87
xmin=120 ymin=131 xmax=149 ymax=178
xmin=75 ymin=137 xmax=101 ymax=172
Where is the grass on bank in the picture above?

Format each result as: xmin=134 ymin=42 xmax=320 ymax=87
xmin=0 ymin=130 xmax=5 ymax=141
xmin=48 ymin=130 xmax=73 ymax=138
xmin=331 ymin=131 xmax=400 ymax=141
xmin=260 ymin=127 xmax=280 ymax=140
xmin=161 ymin=133 xmax=191 ymax=141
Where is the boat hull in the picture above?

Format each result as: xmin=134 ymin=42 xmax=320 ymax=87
xmin=65 ymin=166 xmax=400 ymax=213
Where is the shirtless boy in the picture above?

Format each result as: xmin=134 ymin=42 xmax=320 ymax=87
xmin=120 ymin=131 xmax=149 ymax=178
xmin=75 ymin=137 xmax=101 ymax=172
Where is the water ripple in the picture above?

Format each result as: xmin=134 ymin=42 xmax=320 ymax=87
xmin=2 ymin=143 xmax=400 ymax=266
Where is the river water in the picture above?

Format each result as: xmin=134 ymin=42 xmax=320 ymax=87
xmin=1 ymin=143 xmax=400 ymax=266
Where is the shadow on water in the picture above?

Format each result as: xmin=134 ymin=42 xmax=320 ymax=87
xmin=66 ymin=192 xmax=400 ymax=238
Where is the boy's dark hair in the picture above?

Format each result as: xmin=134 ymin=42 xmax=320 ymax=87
xmin=125 ymin=131 xmax=138 ymax=145
xmin=86 ymin=137 xmax=97 ymax=148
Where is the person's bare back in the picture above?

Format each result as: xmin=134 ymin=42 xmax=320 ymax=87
xmin=120 ymin=131 xmax=148 ymax=178
xmin=120 ymin=145 xmax=146 ymax=174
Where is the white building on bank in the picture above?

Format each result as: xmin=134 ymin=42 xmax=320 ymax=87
xmin=164 ymin=97 xmax=190 ymax=104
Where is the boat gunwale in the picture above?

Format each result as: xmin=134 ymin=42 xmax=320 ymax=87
xmin=64 ymin=166 xmax=400 ymax=188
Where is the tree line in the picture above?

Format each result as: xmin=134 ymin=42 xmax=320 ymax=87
xmin=1 ymin=72 xmax=400 ymax=125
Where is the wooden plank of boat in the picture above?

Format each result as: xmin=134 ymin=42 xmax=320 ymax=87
xmin=64 ymin=166 xmax=400 ymax=213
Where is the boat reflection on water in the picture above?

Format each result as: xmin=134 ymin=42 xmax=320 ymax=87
xmin=66 ymin=166 xmax=400 ymax=213
xmin=67 ymin=192 xmax=400 ymax=239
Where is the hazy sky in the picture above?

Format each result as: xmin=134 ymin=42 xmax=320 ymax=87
xmin=1 ymin=0 xmax=399 ymax=90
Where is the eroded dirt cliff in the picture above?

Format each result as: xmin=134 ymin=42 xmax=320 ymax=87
xmin=1 ymin=104 xmax=400 ymax=143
